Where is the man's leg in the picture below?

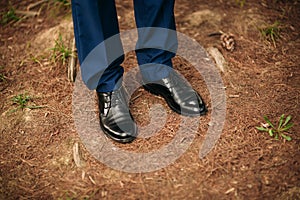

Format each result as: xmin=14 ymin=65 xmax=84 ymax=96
xmin=71 ymin=0 xmax=137 ymax=143
xmin=71 ymin=0 xmax=124 ymax=92
xmin=133 ymin=0 xmax=177 ymax=81
xmin=133 ymin=0 xmax=207 ymax=116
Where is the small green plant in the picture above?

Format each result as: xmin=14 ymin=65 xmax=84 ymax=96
xmin=51 ymin=34 xmax=72 ymax=65
xmin=235 ymin=0 xmax=246 ymax=7
xmin=12 ymin=93 xmax=31 ymax=109
xmin=11 ymin=93 xmax=46 ymax=112
xmin=1 ymin=7 xmax=20 ymax=25
xmin=259 ymin=21 xmax=281 ymax=47
xmin=256 ymin=114 xmax=294 ymax=141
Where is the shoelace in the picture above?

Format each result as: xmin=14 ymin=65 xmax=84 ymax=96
xmin=110 ymin=88 xmax=129 ymax=108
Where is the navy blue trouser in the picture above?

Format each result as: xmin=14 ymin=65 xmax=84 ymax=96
xmin=71 ymin=0 xmax=177 ymax=92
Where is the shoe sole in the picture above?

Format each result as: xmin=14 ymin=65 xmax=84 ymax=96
xmin=100 ymin=123 xmax=137 ymax=144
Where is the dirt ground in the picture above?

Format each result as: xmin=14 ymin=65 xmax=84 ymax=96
xmin=0 ymin=0 xmax=299 ymax=199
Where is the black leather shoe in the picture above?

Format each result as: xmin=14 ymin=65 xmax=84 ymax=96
xmin=143 ymin=71 xmax=207 ymax=116
xmin=97 ymin=86 xmax=137 ymax=143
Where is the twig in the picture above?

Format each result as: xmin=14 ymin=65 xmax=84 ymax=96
xmin=46 ymin=130 xmax=60 ymax=145
xmin=88 ymin=175 xmax=96 ymax=185
xmin=68 ymin=38 xmax=77 ymax=82
xmin=73 ymin=142 xmax=82 ymax=168
xmin=27 ymin=0 xmax=49 ymax=11
xmin=225 ymin=188 xmax=235 ymax=194
xmin=15 ymin=10 xmax=40 ymax=17
xmin=26 ymin=105 xmax=48 ymax=109
xmin=229 ymin=94 xmax=240 ymax=98
xmin=139 ymin=174 xmax=148 ymax=196
xmin=207 ymin=46 xmax=227 ymax=72
xmin=19 ymin=157 xmax=37 ymax=167
xmin=131 ymin=93 xmax=142 ymax=102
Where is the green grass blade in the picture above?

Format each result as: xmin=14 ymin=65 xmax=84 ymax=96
xmin=281 ymin=134 xmax=292 ymax=141
xmin=278 ymin=114 xmax=285 ymax=128
xmin=256 ymin=127 xmax=268 ymax=132
xmin=269 ymin=129 xmax=274 ymax=137
xmin=283 ymin=115 xmax=292 ymax=127
xmin=264 ymin=116 xmax=275 ymax=129
xmin=281 ymin=123 xmax=294 ymax=132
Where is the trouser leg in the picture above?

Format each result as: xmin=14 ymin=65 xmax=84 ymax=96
xmin=133 ymin=0 xmax=177 ymax=81
xmin=71 ymin=0 xmax=124 ymax=92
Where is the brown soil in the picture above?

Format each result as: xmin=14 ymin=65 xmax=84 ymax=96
xmin=0 ymin=0 xmax=299 ymax=199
